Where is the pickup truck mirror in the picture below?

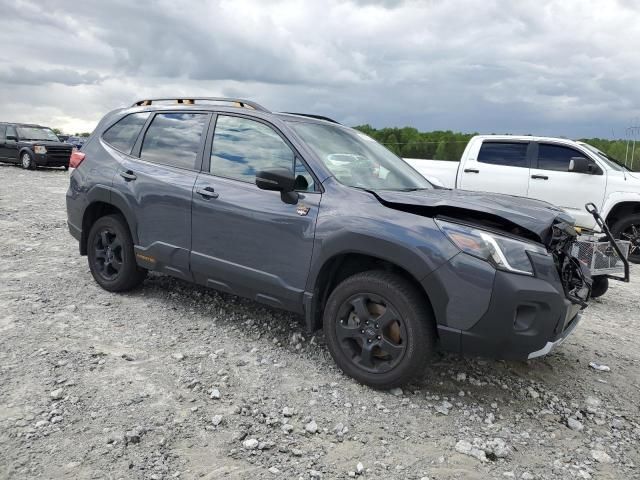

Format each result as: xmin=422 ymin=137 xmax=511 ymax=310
xmin=256 ymin=167 xmax=299 ymax=204
xmin=569 ymin=157 xmax=601 ymax=175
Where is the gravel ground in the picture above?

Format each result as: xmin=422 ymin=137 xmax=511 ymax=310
xmin=1 ymin=164 xmax=639 ymax=480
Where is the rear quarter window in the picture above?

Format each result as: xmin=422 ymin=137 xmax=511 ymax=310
xmin=102 ymin=112 xmax=150 ymax=154
xmin=477 ymin=142 xmax=529 ymax=168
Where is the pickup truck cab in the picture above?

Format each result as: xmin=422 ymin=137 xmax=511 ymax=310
xmin=406 ymin=135 xmax=640 ymax=264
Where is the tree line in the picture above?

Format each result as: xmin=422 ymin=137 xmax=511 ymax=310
xmin=354 ymin=125 xmax=639 ymax=171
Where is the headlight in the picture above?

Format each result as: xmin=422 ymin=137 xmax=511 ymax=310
xmin=436 ymin=219 xmax=548 ymax=275
xmin=34 ymin=145 xmax=47 ymax=154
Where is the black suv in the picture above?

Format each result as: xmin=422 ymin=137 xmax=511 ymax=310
xmin=66 ymin=97 xmax=593 ymax=388
xmin=0 ymin=122 xmax=72 ymax=169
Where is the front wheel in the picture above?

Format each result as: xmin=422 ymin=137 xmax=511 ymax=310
xmin=21 ymin=152 xmax=35 ymax=170
xmin=87 ymin=214 xmax=147 ymax=292
xmin=323 ymin=270 xmax=436 ymax=389
xmin=610 ymin=214 xmax=640 ymax=264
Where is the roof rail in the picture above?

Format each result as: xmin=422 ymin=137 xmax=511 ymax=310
xmin=281 ymin=112 xmax=341 ymax=124
xmin=131 ymin=97 xmax=270 ymax=112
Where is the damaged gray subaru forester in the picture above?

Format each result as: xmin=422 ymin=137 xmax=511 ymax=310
xmin=66 ymin=97 xmax=618 ymax=388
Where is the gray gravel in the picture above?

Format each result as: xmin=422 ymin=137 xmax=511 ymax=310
xmin=1 ymin=164 xmax=639 ymax=479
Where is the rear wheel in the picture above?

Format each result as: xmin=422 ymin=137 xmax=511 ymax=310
xmin=323 ymin=270 xmax=436 ymax=389
xmin=610 ymin=214 xmax=640 ymax=264
xmin=87 ymin=214 xmax=147 ymax=292
xmin=21 ymin=152 xmax=35 ymax=170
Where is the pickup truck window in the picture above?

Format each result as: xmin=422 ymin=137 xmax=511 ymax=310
xmin=537 ymin=144 xmax=586 ymax=172
xmin=477 ymin=142 xmax=528 ymax=168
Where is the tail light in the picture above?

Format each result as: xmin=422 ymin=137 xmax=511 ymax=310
xmin=70 ymin=150 xmax=86 ymax=168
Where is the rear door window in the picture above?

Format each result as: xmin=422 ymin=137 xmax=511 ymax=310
xmin=102 ymin=112 xmax=150 ymax=154
xmin=6 ymin=125 xmax=17 ymax=141
xmin=537 ymin=143 xmax=587 ymax=172
xmin=477 ymin=142 xmax=529 ymax=168
xmin=140 ymin=113 xmax=208 ymax=170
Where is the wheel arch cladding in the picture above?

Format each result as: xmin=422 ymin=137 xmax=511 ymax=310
xmin=306 ymin=250 xmax=438 ymax=333
xmin=81 ymin=189 xmax=138 ymax=255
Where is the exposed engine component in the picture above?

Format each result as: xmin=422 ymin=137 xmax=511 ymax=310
xmin=548 ymin=221 xmax=592 ymax=307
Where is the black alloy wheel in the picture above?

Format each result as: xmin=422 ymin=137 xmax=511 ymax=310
xmin=621 ymin=224 xmax=640 ymax=264
xmin=611 ymin=214 xmax=640 ymax=264
xmin=334 ymin=293 xmax=407 ymax=373
xmin=87 ymin=214 xmax=147 ymax=292
xmin=324 ymin=270 xmax=436 ymax=389
xmin=92 ymin=227 xmax=124 ymax=281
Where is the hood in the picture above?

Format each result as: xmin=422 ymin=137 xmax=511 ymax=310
xmin=373 ymin=188 xmax=575 ymax=243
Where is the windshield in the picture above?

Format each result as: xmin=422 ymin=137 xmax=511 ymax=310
xmin=289 ymin=122 xmax=432 ymax=191
xmin=580 ymin=142 xmax=629 ymax=172
xmin=16 ymin=127 xmax=60 ymax=142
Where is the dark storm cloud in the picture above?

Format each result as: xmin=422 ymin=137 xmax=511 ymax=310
xmin=0 ymin=0 xmax=638 ymax=137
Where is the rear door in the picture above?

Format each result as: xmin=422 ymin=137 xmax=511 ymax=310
xmin=4 ymin=125 xmax=19 ymax=162
xmin=191 ymin=114 xmax=320 ymax=311
xmin=458 ymin=140 xmax=532 ymax=197
xmin=110 ymin=111 xmax=210 ymax=279
xmin=528 ymin=142 xmax=605 ymax=228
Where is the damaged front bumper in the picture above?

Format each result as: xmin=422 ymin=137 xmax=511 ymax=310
xmin=527 ymin=310 xmax=582 ymax=359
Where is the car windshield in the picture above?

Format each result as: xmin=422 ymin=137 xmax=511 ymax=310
xmin=580 ymin=142 xmax=629 ymax=172
xmin=17 ymin=127 xmax=60 ymax=142
xmin=289 ymin=121 xmax=433 ymax=191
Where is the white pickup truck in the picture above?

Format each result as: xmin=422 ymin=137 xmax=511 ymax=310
xmin=406 ymin=135 xmax=640 ymax=265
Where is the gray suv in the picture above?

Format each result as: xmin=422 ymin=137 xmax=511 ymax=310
xmin=66 ymin=97 xmax=592 ymax=388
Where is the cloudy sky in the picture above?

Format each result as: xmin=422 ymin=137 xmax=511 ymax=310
xmin=1 ymin=0 xmax=639 ymax=138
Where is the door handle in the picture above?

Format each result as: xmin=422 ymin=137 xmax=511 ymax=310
xmin=120 ymin=170 xmax=137 ymax=181
xmin=531 ymin=174 xmax=549 ymax=180
xmin=464 ymin=168 xmax=480 ymax=173
xmin=196 ymin=186 xmax=219 ymax=199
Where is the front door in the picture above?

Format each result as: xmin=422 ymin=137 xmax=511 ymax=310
xmin=458 ymin=140 xmax=532 ymax=197
xmin=191 ymin=114 xmax=320 ymax=311
xmin=527 ymin=142 xmax=605 ymax=229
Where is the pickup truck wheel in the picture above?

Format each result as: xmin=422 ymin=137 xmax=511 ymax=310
xmin=323 ymin=270 xmax=435 ymax=389
xmin=87 ymin=214 xmax=147 ymax=292
xmin=590 ymin=276 xmax=609 ymax=298
xmin=610 ymin=214 xmax=640 ymax=264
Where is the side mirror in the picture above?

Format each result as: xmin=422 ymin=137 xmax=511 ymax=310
xmin=256 ymin=167 xmax=298 ymax=204
xmin=569 ymin=157 xmax=601 ymax=175
xmin=6 ymin=135 xmax=17 ymax=142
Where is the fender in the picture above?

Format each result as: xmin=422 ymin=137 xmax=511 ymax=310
xmin=600 ymin=192 xmax=640 ymax=225
xmin=18 ymin=146 xmax=34 ymax=161
xmin=85 ymin=185 xmax=140 ymax=244
xmin=303 ymin=221 xmax=459 ymax=332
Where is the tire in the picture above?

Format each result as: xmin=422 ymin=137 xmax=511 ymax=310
xmin=21 ymin=151 xmax=35 ymax=170
xmin=610 ymin=214 xmax=640 ymax=264
xmin=323 ymin=270 xmax=436 ymax=389
xmin=590 ymin=276 xmax=609 ymax=298
xmin=87 ymin=214 xmax=147 ymax=292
